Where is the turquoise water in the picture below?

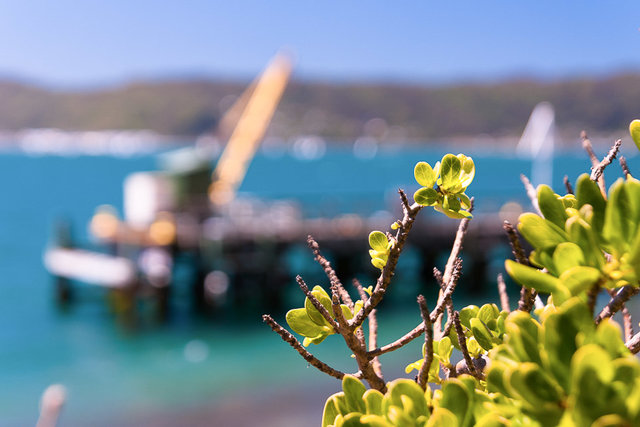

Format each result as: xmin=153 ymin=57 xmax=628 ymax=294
xmin=0 ymin=144 xmax=635 ymax=424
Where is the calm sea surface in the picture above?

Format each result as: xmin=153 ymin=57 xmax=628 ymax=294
xmin=0 ymin=143 xmax=635 ymax=424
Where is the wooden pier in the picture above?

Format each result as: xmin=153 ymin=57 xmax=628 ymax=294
xmin=46 ymin=209 xmax=511 ymax=320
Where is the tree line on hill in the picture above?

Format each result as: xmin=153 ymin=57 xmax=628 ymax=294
xmin=0 ymin=73 xmax=638 ymax=142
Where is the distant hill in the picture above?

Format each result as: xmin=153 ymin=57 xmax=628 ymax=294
xmin=0 ymin=74 xmax=638 ymax=143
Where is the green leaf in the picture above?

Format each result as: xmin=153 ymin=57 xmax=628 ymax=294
xmin=305 ymin=286 xmax=333 ymax=326
xmin=459 ymin=306 xmax=479 ymax=328
xmin=630 ymin=119 xmax=640 ymax=151
xmin=440 ymin=154 xmax=462 ymax=192
xmin=426 ymin=407 xmax=458 ymax=427
xmin=534 ymin=247 xmax=557 ymax=274
xmin=542 ymin=311 xmax=575 ymax=390
xmin=368 ymin=231 xmax=389 ymax=252
xmin=515 ymin=362 xmax=563 ymax=404
xmin=342 ymin=413 xmax=366 ymax=427
xmin=383 ymin=379 xmax=429 ymax=420
xmin=566 ymin=216 xmax=605 ymax=269
xmin=592 ymin=415 xmax=632 ymax=427
xmin=477 ymin=304 xmax=499 ymax=324
xmin=414 ymin=162 xmax=436 ymax=188
xmin=561 ymin=194 xmax=577 ymax=209
xmin=438 ymin=379 xmax=470 ymax=426
xmin=363 ymin=390 xmax=384 ymax=416
xmin=486 ymin=361 xmax=511 ymax=396
xmin=475 ymin=413 xmax=510 ymax=427
xmin=504 ymin=311 xmax=542 ymax=365
xmin=517 ymin=213 xmax=569 ymax=250
xmin=369 ymin=250 xmax=388 ymax=263
xmin=552 ymin=242 xmax=585 ymax=274
xmin=470 ymin=318 xmax=494 ymax=351
xmin=624 ymin=177 xmax=640 ymax=231
xmin=593 ymin=319 xmax=627 ymax=359
xmin=559 ymin=266 xmax=600 ymax=296
xmin=576 ymin=173 xmax=606 ymax=235
xmin=371 ymin=257 xmax=386 ymax=270
xmin=571 ymin=344 xmax=616 ymax=425
xmin=434 ymin=203 xmax=472 ymax=219
xmin=504 ymin=260 xmax=561 ymax=294
xmin=322 ymin=394 xmax=342 ymax=427
xmin=404 ymin=358 xmax=423 ymax=374
xmin=341 ymin=304 xmax=354 ymax=321
xmin=286 ymin=308 xmax=327 ymax=340
xmin=414 ymin=187 xmax=439 ymax=206
xmin=438 ymin=336 xmax=454 ymax=363
xmin=603 ymin=178 xmax=633 ymax=256
xmin=342 ymin=375 xmax=367 ymax=413
xmin=537 ymin=185 xmax=568 ymax=228
xmin=507 ymin=364 xmax=564 ymax=424
xmin=443 ymin=195 xmax=461 ymax=212
xmin=458 ymin=192 xmax=471 ymax=209
xmin=305 ymin=332 xmax=331 ymax=345
xmin=359 ymin=414 xmax=393 ymax=427
xmin=627 ymin=230 xmax=640 ymax=279
xmin=466 ymin=336 xmax=481 ymax=358
xmin=457 ymin=154 xmax=475 ymax=189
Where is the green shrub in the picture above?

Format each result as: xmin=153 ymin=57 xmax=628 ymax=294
xmin=264 ymin=123 xmax=640 ymax=426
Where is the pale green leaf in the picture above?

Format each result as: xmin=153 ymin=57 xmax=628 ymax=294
xmin=368 ymin=231 xmax=388 ymax=251
xmin=414 ymin=162 xmax=436 ymax=188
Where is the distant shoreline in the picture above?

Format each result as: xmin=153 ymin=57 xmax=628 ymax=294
xmin=0 ymin=73 xmax=636 ymax=143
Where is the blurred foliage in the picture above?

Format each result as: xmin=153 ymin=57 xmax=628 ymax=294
xmin=1 ymin=74 xmax=640 ymax=137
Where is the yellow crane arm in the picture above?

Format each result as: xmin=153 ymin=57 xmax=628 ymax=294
xmin=209 ymin=54 xmax=292 ymax=207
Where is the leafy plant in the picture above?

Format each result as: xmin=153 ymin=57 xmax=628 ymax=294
xmin=264 ymin=122 xmax=640 ymax=427
xmin=413 ymin=153 xmax=474 ymax=219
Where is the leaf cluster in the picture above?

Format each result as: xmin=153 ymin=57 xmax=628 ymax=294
xmin=286 ymin=285 xmax=363 ymax=346
xmin=413 ymin=154 xmax=474 ymax=219
xmin=323 ymin=374 xmax=507 ymax=427
xmin=267 ymin=123 xmax=640 ymax=427
xmin=488 ymin=298 xmax=640 ymax=426
xmin=506 ymin=175 xmax=640 ymax=304
xmin=368 ymin=231 xmax=392 ymax=270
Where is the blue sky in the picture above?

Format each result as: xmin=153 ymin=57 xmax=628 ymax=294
xmin=0 ymin=1 xmax=638 ymax=87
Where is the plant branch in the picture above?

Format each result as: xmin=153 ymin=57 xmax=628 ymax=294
xmin=587 ymin=283 xmax=600 ymax=316
xmin=331 ymin=292 xmax=386 ymax=392
xmin=623 ymin=305 xmax=634 ymax=343
xmin=563 ymin=175 xmax=573 ymax=195
xmin=453 ymin=311 xmax=481 ymax=380
xmin=351 ymin=278 xmax=374 ymax=356
xmin=417 ymin=295 xmax=433 ymax=390
xmin=368 ymin=259 xmax=464 ymax=358
xmin=625 ymin=331 xmax=640 ymax=354
xmin=581 ymin=131 xmax=607 ymax=198
xmin=433 ymin=267 xmax=455 ymax=338
xmin=308 ymin=235 xmax=353 ymax=309
xmin=620 ymin=155 xmax=632 ymax=178
xmin=353 ymin=278 xmax=383 ymax=379
xmin=432 ymin=258 xmax=464 ymax=325
xmin=433 ymin=201 xmax=473 ymax=337
xmin=503 ymin=220 xmax=537 ymax=312
xmin=368 ymin=322 xmax=425 ymax=357
xmin=520 ymin=174 xmax=542 ymax=216
xmin=497 ymin=273 xmax=510 ymax=312
xmin=595 ymin=285 xmax=640 ymax=324
xmin=262 ymin=315 xmax=346 ymax=380
xmin=296 ymin=275 xmax=339 ymax=333
xmin=590 ymin=139 xmax=622 ymax=182
xmin=350 ymin=190 xmax=423 ymax=329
